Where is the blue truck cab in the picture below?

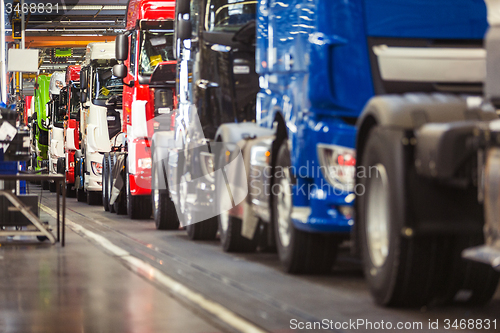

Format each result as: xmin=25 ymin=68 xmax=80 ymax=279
xmin=216 ymin=0 xmax=488 ymax=274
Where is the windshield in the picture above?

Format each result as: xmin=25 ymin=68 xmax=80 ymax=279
xmin=205 ymin=0 xmax=256 ymax=32
xmin=139 ymin=30 xmax=175 ymax=76
xmin=70 ymin=83 xmax=80 ymax=119
xmin=93 ymin=67 xmax=123 ymax=100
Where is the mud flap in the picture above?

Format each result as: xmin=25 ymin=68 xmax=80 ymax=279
xmin=239 ymin=136 xmax=274 ymax=240
xmin=463 ymin=146 xmax=500 ymax=269
xmin=109 ymin=154 xmax=125 ymax=205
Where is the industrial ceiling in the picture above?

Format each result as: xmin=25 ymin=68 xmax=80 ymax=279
xmin=5 ymin=0 xmax=128 ymax=73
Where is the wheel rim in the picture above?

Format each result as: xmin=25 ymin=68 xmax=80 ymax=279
xmin=108 ymin=167 xmax=113 ymax=202
xmin=179 ymin=175 xmax=187 ymax=215
xmin=276 ymin=168 xmax=292 ymax=248
xmin=366 ymin=163 xmax=390 ymax=268
xmin=153 ymin=163 xmax=160 ymax=217
xmin=219 ymin=209 xmax=229 ymax=233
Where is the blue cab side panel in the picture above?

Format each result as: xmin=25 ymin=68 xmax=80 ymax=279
xmin=255 ymin=0 xmax=488 ymax=233
xmin=309 ymin=0 xmax=374 ymax=116
xmin=364 ymin=0 xmax=488 ymax=39
xmin=257 ymin=0 xmax=364 ymax=233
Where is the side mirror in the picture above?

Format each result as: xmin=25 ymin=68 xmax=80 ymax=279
xmin=80 ymin=73 xmax=87 ymax=91
xmin=116 ymin=34 xmax=129 ymax=61
xmin=113 ymin=64 xmax=127 ymax=79
xmin=177 ymin=19 xmax=192 ymax=41
xmin=80 ymin=91 xmax=87 ymax=103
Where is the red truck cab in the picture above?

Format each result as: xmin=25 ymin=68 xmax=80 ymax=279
xmin=64 ymin=65 xmax=81 ymax=196
xmin=111 ymin=0 xmax=176 ymax=219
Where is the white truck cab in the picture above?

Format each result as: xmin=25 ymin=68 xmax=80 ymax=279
xmin=77 ymin=42 xmax=121 ymax=204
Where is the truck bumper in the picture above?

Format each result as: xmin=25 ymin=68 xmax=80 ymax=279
xmin=291 ymin=193 xmax=354 ymax=234
xmin=290 ymin=118 xmax=356 ymax=234
xmin=129 ymin=172 xmax=152 ymax=196
xmin=128 ymin=138 xmax=152 ymax=196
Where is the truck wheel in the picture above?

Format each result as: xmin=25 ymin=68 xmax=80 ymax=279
xmin=49 ymin=181 xmax=56 ymax=193
xmin=42 ymin=180 xmax=50 ymax=190
xmin=186 ymin=216 xmax=218 ymax=240
xmin=66 ymin=184 xmax=76 ymax=198
xmin=102 ymin=153 xmax=110 ymax=211
xmin=126 ymin=162 xmax=152 ymax=219
xmin=358 ymin=127 xmax=448 ymax=307
xmin=273 ymin=143 xmax=338 ymax=274
xmin=219 ymin=212 xmax=257 ymax=252
xmin=108 ymin=153 xmax=116 ymax=213
xmin=152 ymin=152 xmax=179 ymax=230
xmin=216 ymin=147 xmax=256 ymax=252
xmin=76 ymin=188 xmax=86 ymax=202
xmin=87 ymin=191 xmax=102 ymax=206
xmin=437 ymin=235 xmax=500 ymax=306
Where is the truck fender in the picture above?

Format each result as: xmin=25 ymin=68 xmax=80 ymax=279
xmin=151 ymin=131 xmax=176 ymax=191
xmin=215 ymin=123 xmax=275 ymax=240
xmin=356 ymin=93 xmax=498 ymax=166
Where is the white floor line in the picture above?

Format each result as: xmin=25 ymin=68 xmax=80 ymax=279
xmin=40 ymin=204 xmax=266 ymax=333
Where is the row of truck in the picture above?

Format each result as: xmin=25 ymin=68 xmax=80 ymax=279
xmin=27 ymin=0 xmax=500 ymax=308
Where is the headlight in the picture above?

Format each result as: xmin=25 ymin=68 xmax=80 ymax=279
xmin=317 ymin=144 xmax=356 ymax=192
xmin=138 ymin=157 xmax=152 ymax=169
xmin=91 ymin=161 xmax=102 ymax=175
xmin=200 ymin=152 xmax=215 ymax=175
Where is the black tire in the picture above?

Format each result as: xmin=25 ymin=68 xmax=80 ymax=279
xmin=42 ymin=180 xmax=50 ymax=190
xmin=75 ymin=154 xmax=86 ymax=202
xmin=152 ymin=150 xmax=179 ymax=230
xmin=437 ymin=235 xmax=500 ymax=306
xmin=186 ymin=216 xmax=218 ymax=240
xmin=87 ymin=190 xmax=102 ymax=206
xmin=215 ymin=145 xmax=256 ymax=252
xmin=77 ymin=188 xmax=86 ymax=202
xmin=108 ymin=153 xmax=116 ymax=213
xmin=49 ymin=181 xmax=56 ymax=193
xmin=102 ymin=153 xmax=110 ymax=211
xmin=219 ymin=214 xmax=257 ymax=252
xmin=358 ymin=127 xmax=450 ymax=307
xmin=126 ymin=161 xmax=152 ymax=219
xmin=113 ymin=154 xmax=127 ymax=215
xmin=66 ymin=184 xmax=76 ymax=198
xmin=272 ymin=142 xmax=338 ymax=274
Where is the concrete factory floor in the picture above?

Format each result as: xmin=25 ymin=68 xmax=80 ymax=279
xmin=0 ymin=207 xmax=219 ymax=333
